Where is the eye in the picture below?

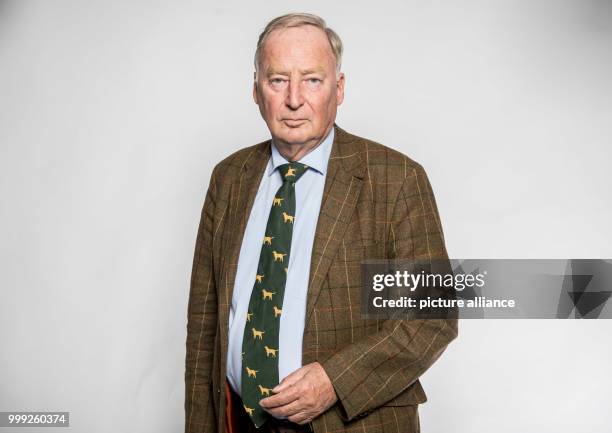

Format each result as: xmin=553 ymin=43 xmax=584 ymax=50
xmin=308 ymin=78 xmax=321 ymax=84
xmin=269 ymin=78 xmax=287 ymax=87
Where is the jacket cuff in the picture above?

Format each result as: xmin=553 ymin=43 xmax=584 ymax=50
xmin=321 ymin=357 xmax=373 ymax=422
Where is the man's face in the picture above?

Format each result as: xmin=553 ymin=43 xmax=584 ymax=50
xmin=253 ymin=25 xmax=345 ymax=147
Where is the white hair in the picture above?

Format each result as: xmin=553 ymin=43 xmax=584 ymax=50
xmin=254 ymin=13 xmax=343 ymax=78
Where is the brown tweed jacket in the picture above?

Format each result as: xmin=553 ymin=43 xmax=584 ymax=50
xmin=185 ymin=124 xmax=458 ymax=433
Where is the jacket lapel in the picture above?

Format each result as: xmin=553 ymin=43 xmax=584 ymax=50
xmin=218 ymin=141 xmax=270 ymax=364
xmin=304 ymin=125 xmax=365 ymax=327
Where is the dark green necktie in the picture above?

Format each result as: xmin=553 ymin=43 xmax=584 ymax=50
xmin=240 ymin=161 xmax=309 ymax=428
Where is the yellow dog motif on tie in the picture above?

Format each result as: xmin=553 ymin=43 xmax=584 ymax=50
xmin=246 ymin=366 xmax=258 ymax=378
xmin=264 ymin=346 xmax=278 ymax=357
xmin=263 ymin=236 xmax=274 ymax=245
xmin=261 ymin=289 xmax=275 ymax=300
xmin=272 ymin=251 xmax=286 ymax=262
xmin=244 ymin=405 xmax=254 ymax=416
xmin=251 ymin=328 xmax=265 ymax=340
xmin=285 ymin=167 xmax=296 ymax=177
xmin=272 ymin=197 xmax=283 ymax=206
xmin=273 ymin=306 xmax=282 ymax=318
xmin=282 ymin=212 xmax=294 ymax=224
xmin=258 ymin=384 xmax=272 ymax=396
xmin=255 ymin=274 xmax=264 ymax=283
xmin=246 ymin=312 xmax=253 ymax=322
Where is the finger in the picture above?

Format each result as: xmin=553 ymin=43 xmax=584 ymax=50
xmin=263 ymin=396 xmax=304 ymax=418
xmin=259 ymin=386 xmax=300 ymax=409
xmin=288 ymin=411 xmax=312 ymax=425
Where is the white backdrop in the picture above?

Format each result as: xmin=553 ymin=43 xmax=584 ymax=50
xmin=1 ymin=1 xmax=611 ymax=432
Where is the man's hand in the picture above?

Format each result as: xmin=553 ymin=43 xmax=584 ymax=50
xmin=258 ymin=362 xmax=338 ymax=425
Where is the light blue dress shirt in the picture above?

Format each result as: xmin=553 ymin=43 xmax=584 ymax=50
xmin=226 ymin=127 xmax=334 ymax=396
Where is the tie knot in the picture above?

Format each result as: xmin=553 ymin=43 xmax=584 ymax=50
xmin=278 ymin=162 xmax=309 ymax=183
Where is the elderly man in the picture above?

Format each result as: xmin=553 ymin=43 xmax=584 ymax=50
xmin=185 ymin=12 xmax=457 ymax=433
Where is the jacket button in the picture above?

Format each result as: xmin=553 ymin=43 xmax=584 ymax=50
xmin=217 ymin=388 xmax=221 ymax=393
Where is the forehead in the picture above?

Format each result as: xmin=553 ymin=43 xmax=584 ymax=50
xmin=260 ymin=25 xmax=335 ymax=71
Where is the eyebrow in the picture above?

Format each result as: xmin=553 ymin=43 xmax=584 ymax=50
xmin=265 ymin=68 xmax=326 ymax=77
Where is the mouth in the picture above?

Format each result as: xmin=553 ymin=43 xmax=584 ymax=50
xmin=282 ymin=119 xmax=307 ymax=127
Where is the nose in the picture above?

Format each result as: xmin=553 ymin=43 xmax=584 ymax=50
xmin=285 ymin=79 xmax=304 ymax=110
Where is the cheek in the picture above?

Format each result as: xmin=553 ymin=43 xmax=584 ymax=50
xmin=309 ymin=94 xmax=334 ymax=118
xmin=259 ymin=87 xmax=282 ymax=109
xmin=270 ymin=94 xmax=288 ymax=110
xmin=313 ymin=85 xmax=336 ymax=108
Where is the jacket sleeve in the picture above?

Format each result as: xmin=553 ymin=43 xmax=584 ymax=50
xmin=321 ymin=164 xmax=459 ymax=422
xmin=185 ymin=166 xmax=219 ymax=433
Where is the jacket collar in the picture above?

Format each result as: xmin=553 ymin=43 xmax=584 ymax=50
xmin=242 ymin=123 xmax=366 ymax=180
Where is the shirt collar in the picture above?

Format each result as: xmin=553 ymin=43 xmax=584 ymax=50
xmin=267 ymin=126 xmax=335 ymax=177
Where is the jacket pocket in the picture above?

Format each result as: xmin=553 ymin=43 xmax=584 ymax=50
xmin=329 ymin=240 xmax=382 ymax=287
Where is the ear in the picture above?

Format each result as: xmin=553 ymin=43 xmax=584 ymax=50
xmin=253 ymin=73 xmax=259 ymax=105
xmin=336 ymin=72 xmax=345 ymax=106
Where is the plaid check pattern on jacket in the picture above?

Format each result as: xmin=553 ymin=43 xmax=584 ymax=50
xmin=185 ymin=124 xmax=458 ymax=433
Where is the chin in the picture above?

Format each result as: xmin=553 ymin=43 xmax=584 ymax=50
xmin=275 ymin=125 xmax=312 ymax=145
